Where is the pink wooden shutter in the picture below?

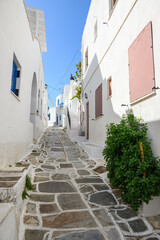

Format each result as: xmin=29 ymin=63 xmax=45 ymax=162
xmin=128 ymin=22 xmax=155 ymax=103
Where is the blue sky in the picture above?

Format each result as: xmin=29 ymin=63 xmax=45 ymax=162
xmin=25 ymin=0 xmax=91 ymax=107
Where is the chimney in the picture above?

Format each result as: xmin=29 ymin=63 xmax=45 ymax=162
xmin=70 ymin=74 xmax=74 ymax=86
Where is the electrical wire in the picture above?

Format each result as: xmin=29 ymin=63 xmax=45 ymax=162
xmin=55 ymin=47 xmax=80 ymax=88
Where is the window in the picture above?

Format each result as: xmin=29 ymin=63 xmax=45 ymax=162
xmin=95 ymin=83 xmax=102 ymax=118
xmin=60 ymin=102 xmax=64 ymax=108
xmin=85 ymin=47 xmax=88 ymax=72
xmin=128 ymin=22 xmax=155 ymax=103
xmin=11 ymin=54 xmax=21 ymax=97
xmin=107 ymin=77 xmax=112 ymax=98
xmin=109 ymin=0 xmax=117 ymax=15
xmin=60 ymin=115 xmax=61 ymax=121
xmin=94 ymin=20 xmax=98 ymax=42
xmin=112 ymin=0 xmax=117 ymax=7
xmin=57 ymin=99 xmax=59 ymax=106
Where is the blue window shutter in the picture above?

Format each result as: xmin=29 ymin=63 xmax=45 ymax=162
xmin=11 ymin=61 xmax=17 ymax=94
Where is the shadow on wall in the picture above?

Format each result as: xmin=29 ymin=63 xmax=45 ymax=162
xmin=125 ymin=108 xmax=160 ymax=158
xmin=83 ymin=53 xmax=121 ymax=144
xmin=83 ymin=53 xmax=160 ymax=158
xmin=145 ymin=119 xmax=160 ymax=158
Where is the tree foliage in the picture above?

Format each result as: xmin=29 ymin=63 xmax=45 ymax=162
xmin=103 ymin=113 xmax=160 ymax=211
xmin=71 ymin=61 xmax=82 ymax=102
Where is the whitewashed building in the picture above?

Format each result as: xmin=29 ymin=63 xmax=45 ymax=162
xmin=55 ymin=94 xmax=64 ymax=127
xmin=63 ymin=75 xmax=80 ymax=138
xmin=0 ymin=0 xmax=48 ymax=167
xmin=48 ymin=103 xmax=56 ymax=127
xmin=81 ymin=0 xmax=160 ymax=158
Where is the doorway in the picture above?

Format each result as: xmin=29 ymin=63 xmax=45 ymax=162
xmin=30 ymin=73 xmax=37 ymax=140
xmin=86 ymin=102 xmax=89 ymax=140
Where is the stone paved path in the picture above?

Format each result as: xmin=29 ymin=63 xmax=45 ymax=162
xmin=20 ymin=127 xmax=160 ymax=240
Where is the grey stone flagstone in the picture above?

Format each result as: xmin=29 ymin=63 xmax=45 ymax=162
xmin=128 ymin=219 xmax=148 ymax=232
xmin=58 ymin=193 xmax=87 ymax=210
xmin=39 ymin=181 xmax=77 ymax=193
xmin=53 ymin=230 xmax=105 ymax=240
xmin=89 ymin=191 xmax=117 ymax=206
xmin=30 ymin=194 xmax=55 ymax=202
xmin=42 ymin=211 xmax=97 ymax=228
xmin=75 ymin=177 xmax=103 ymax=184
xmin=25 ymin=229 xmax=47 ymax=240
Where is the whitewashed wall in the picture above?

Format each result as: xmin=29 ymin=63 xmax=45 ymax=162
xmin=82 ymin=0 xmax=160 ymax=157
xmin=63 ymin=80 xmax=80 ymax=137
xmin=48 ymin=106 xmax=56 ymax=127
xmin=0 ymin=0 xmax=48 ymax=167
xmin=56 ymin=94 xmax=64 ymax=127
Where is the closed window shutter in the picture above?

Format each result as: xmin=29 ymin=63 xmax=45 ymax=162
xmin=95 ymin=83 xmax=102 ymax=118
xmin=109 ymin=78 xmax=112 ymax=96
xmin=11 ymin=61 xmax=17 ymax=94
xmin=128 ymin=22 xmax=155 ymax=102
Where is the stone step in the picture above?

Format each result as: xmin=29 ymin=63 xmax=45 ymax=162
xmin=0 ymin=164 xmax=32 ymax=203
xmin=0 ymin=167 xmax=26 ymax=173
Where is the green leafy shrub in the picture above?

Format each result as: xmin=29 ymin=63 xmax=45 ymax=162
xmin=22 ymin=189 xmax=30 ymax=200
xmin=32 ymin=149 xmax=37 ymax=152
xmin=22 ymin=175 xmax=33 ymax=200
xmin=26 ymin=175 xmax=34 ymax=191
xmin=103 ymin=113 xmax=160 ymax=211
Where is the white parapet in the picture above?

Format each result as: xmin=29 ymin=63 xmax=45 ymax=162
xmin=139 ymin=196 xmax=160 ymax=217
xmin=0 ymin=203 xmax=17 ymax=240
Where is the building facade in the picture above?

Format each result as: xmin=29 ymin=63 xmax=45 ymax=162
xmin=81 ymin=0 xmax=160 ymax=157
xmin=55 ymin=94 xmax=64 ymax=127
xmin=48 ymin=103 xmax=56 ymax=127
xmin=63 ymin=75 xmax=80 ymax=138
xmin=0 ymin=0 xmax=48 ymax=167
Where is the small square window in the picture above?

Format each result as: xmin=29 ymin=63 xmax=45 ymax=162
xmin=109 ymin=0 xmax=117 ymax=15
xmin=107 ymin=77 xmax=112 ymax=98
xmin=17 ymin=70 xmax=20 ymax=78
xmin=109 ymin=78 xmax=112 ymax=97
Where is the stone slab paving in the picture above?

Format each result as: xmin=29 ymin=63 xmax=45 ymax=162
xmin=20 ymin=127 xmax=160 ymax=240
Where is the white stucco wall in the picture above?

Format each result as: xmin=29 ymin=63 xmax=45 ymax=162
xmin=48 ymin=106 xmax=56 ymax=127
xmin=55 ymin=94 xmax=64 ymax=127
xmin=82 ymin=0 xmax=160 ymax=157
xmin=0 ymin=0 xmax=48 ymax=167
xmin=63 ymin=81 xmax=80 ymax=137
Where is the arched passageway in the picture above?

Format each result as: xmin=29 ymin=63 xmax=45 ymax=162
xmin=30 ymin=73 xmax=37 ymax=140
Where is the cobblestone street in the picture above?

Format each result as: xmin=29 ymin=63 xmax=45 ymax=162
xmin=20 ymin=127 xmax=160 ymax=240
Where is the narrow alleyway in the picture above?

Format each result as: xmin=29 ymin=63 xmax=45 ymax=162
xmin=20 ymin=127 xmax=159 ymax=240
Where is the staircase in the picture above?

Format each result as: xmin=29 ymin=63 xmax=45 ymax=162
xmin=67 ymin=110 xmax=80 ymax=138
xmin=0 ymin=164 xmax=32 ymax=240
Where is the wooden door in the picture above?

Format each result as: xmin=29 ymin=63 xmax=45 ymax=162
xmin=86 ymin=102 xmax=89 ymax=140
